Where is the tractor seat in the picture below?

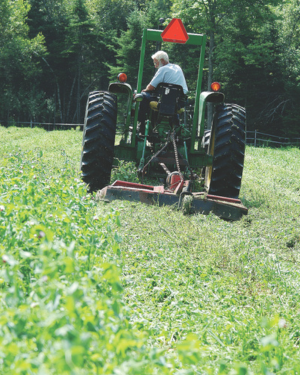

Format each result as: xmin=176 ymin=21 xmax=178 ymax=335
xmin=152 ymin=83 xmax=186 ymax=116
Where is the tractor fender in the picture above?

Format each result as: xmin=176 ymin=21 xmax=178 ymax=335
xmin=108 ymin=82 xmax=134 ymax=137
xmin=108 ymin=82 xmax=133 ymax=96
xmin=200 ymin=91 xmax=224 ymax=103
xmin=198 ymin=91 xmax=225 ymax=138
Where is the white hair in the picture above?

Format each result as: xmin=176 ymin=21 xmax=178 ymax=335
xmin=151 ymin=51 xmax=169 ymax=63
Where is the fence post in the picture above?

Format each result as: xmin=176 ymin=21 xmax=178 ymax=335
xmin=254 ymin=129 xmax=257 ymax=147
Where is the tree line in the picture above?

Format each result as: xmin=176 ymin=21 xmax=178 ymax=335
xmin=1 ymin=0 xmax=300 ymax=137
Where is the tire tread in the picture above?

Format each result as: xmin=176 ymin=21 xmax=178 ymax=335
xmin=80 ymin=91 xmax=117 ymax=192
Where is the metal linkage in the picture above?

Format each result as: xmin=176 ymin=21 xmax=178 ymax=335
xmin=141 ymin=130 xmax=189 ymax=186
xmin=140 ymin=137 xmax=170 ymax=182
xmin=171 ymin=132 xmax=181 ymax=175
xmin=159 ymin=162 xmax=171 ymax=176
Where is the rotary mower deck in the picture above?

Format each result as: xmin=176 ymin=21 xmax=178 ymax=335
xmin=98 ymin=180 xmax=248 ymax=221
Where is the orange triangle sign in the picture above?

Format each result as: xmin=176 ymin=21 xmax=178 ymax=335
xmin=161 ymin=19 xmax=189 ymax=44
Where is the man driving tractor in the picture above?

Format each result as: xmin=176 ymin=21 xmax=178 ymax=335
xmin=138 ymin=50 xmax=188 ymax=133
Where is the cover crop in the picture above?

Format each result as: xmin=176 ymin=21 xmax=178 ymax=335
xmin=0 ymin=150 xmax=164 ymax=374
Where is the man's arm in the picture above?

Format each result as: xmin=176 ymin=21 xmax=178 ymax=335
xmin=142 ymin=84 xmax=155 ymax=92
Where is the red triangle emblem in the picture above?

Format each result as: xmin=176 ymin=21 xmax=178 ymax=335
xmin=161 ymin=19 xmax=189 ymax=44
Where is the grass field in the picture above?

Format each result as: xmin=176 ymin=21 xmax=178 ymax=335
xmin=0 ymin=126 xmax=300 ymax=374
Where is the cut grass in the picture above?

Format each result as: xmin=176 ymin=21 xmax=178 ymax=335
xmin=1 ymin=126 xmax=300 ymax=374
xmin=101 ymin=142 xmax=300 ymax=374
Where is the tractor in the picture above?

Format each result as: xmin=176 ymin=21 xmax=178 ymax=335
xmin=80 ymin=19 xmax=247 ymax=219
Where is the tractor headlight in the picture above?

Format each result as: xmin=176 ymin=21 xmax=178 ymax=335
xmin=134 ymin=93 xmax=143 ymax=102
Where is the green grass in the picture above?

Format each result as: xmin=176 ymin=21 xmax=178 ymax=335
xmin=0 ymin=126 xmax=81 ymax=169
xmin=1 ymin=126 xmax=300 ymax=374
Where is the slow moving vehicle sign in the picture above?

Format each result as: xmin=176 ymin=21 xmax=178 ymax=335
xmin=161 ymin=18 xmax=189 ymax=44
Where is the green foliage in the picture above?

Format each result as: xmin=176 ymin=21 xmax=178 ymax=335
xmin=109 ymin=9 xmax=148 ymax=87
xmin=213 ymin=1 xmax=285 ymax=133
xmin=274 ymin=0 xmax=300 ymax=137
xmin=108 ymin=2 xmax=172 ymax=89
xmin=1 ymin=0 xmax=300 ymax=138
xmin=0 ymin=127 xmax=167 ymax=374
xmin=111 ymin=160 xmax=140 ymax=183
xmin=0 ymin=0 xmax=46 ymax=122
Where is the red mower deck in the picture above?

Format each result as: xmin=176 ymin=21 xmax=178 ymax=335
xmin=98 ymin=180 xmax=248 ymax=221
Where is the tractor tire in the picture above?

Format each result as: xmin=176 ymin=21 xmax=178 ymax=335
xmin=80 ymin=91 xmax=117 ymax=192
xmin=205 ymin=104 xmax=246 ymax=199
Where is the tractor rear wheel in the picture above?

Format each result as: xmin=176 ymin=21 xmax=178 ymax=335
xmin=80 ymin=91 xmax=117 ymax=192
xmin=205 ymin=104 xmax=246 ymax=199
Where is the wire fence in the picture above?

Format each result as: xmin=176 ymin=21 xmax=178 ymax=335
xmin=1 ymin=120 xmax=300 ymax=147
xmin=246 ymin=130 xmax=300 ymax=147
xmin=0 ymin=120 xmax=84 ymax=130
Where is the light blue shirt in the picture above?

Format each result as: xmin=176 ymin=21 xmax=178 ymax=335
xmin=150 ymin=63 xmax=188 ymax=94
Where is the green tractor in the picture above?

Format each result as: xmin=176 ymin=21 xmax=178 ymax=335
xmin=80 ymin=19 xmax=246 ymax=206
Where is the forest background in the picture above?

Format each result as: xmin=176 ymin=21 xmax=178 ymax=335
xmin=1 ymin=0 xmax=300 ymax=138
